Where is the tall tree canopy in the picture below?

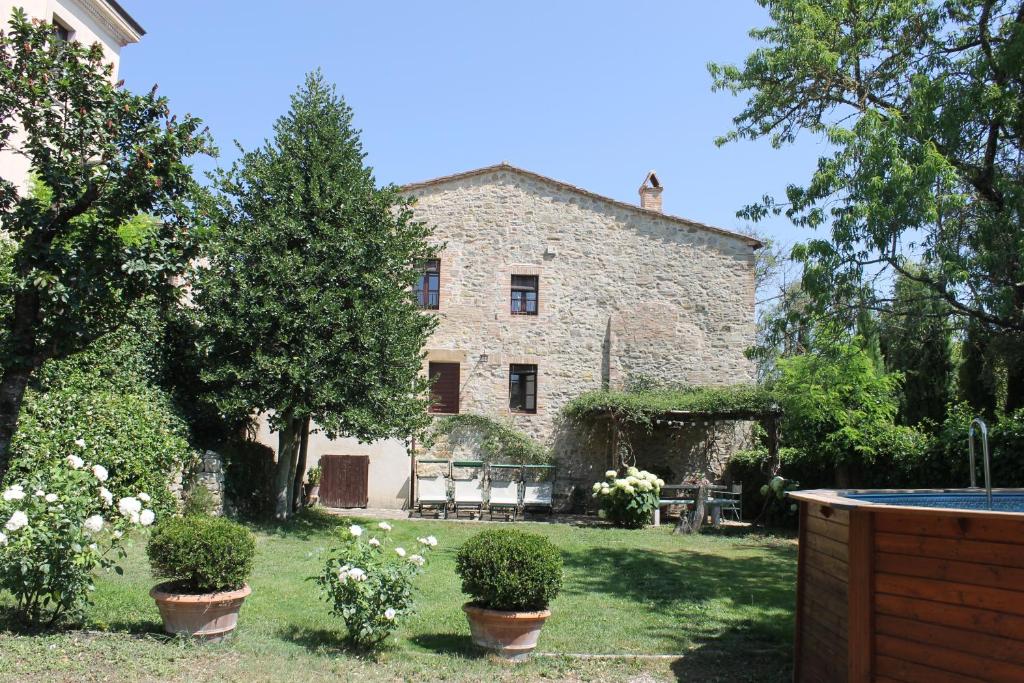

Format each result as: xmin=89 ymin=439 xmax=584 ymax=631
xmin=711 ymin=1 xmax=1024 ymax=400
xmin=197 ymin=72 xmax=437 ymax=519
xmin=0 ymin=11 xmax=211 ymax=477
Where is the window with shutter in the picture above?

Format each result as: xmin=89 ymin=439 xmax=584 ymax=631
xmin=415 ymin=259 xmax=440 ymax=309
xmin=428 ymin=362 xmax=460 ymax=414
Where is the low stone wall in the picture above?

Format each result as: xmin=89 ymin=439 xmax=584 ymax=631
xmin=189 ymin=450 xmax=226 ymax=516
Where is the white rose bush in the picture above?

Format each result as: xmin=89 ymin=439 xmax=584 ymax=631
xmin=0 ymin=458 xmax=155 ymax=626
xmin=315 ymin=521 xmax=437 ymax=649
xmin=592 ymin=467 xmax=665 ymax=529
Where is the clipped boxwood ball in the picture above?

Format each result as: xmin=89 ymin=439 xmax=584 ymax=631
xmin=455 ymin=528 xmax=562 ymax=611
xmin=147 ymin=515 xmax=256 ymax=593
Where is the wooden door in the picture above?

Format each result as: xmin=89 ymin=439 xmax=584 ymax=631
xmin=428 ymin=361 xmax=460 ymax=413
xmin=320 ymin=454 xmax=369 ymax=508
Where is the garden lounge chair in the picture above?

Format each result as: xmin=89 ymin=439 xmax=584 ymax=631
xmin=487 ymin=464 xmax=522 ymax=521
xmin=522 ymin=464 xmax=556 ymax=516
xmin=414 ymin=459 xmax=450 ymax=518
xmin=452 ymin=460 xmax=485 ymax=519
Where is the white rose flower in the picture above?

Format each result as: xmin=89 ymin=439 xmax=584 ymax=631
xmin=592 ymin=482 xmax=602 ymax=493
xmin=88 ymin=543 xmax=98 ymax=551
xmin=623 ymin=485 xmax=635 ymax=495
xmin=378 ymin=521 xmax=391 ymax=531
xmin=395 ymin=547 xmax=406 ymax=557
xmin=597 ymin=509 xmax=607 ymax=519
xmin=2 ymin=487 xmax=25 ymax=502
xmin=417 ymin=537 xmax=428 ymax=545
xmin=118 ymin=497 xmax=142 ymax=522
xmin=34 ymin=490 xmax=44 ymax=497
xmin=66 ymin=455 xmax=84 ymax=469
xmin=5 ymin=510 xmax=28 ymax=532
xmin=384 ymin=607 xmax=396 ymax=620
xmin=655 ymin=478 xmax=665 ymax=488
xmin=605 ymin=469 xmax=617 ymax=479
xmin=138 ymin=492 xmax=151 ymax=503
xmin=408 ymin=554 xmax=425 ymax=566
xmin=92 ymin=464 xmax=109 ymax=482
xmin=74 ymin=438 xmax=86 ymax=449
xmin=626 ymin=476 xmax=639 ymax=486
xmin=348 ymin=524 xmax=363 ymax=538
xmin=347 ymin=567 xmax=367 ymax=582
xmin=626 ymin=467 xmax=639 ymax=477
xmin=368 ymin=537 xmax=381 ymax=547
xmin=140 ymin=509 xmax=155 ymax=526
xmin=0 ymin=531 xmax=6 ymax=545
xmin=426 ymin=536 xmax=437 ymax=547
xmin=637 ymin=481 xmax=652 ymax=492
xmin=99 ymin=487 xmax=113 ymax=507
xmin=45 ymin=493 xmax=58 ymax=503
xmin=337 ymin=564 xmax=352 ymax=582
xmin=83 ymin=515 xmax=104 ymax=533
xmin=113 ymin=530 xmax=123 ymax=539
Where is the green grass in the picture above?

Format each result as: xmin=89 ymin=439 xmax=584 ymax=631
xmin=0 ymin=511 xmax=797 ymax=682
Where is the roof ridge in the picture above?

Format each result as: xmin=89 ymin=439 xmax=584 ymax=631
xmin=400 ymin=162 xmax=762 ymax=248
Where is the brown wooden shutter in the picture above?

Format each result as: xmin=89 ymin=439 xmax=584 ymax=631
xmin=428 ymin=362 xmax=460 ymax=414
xmin=319 ymin=454 xmax=369 ymax=508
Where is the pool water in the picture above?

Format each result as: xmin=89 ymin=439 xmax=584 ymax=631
xmin=844 ymin=491 xmax=1024 ymax=513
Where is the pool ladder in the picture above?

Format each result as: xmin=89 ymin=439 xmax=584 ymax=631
xmin=968 ymin=417 xmax=993 ymax=510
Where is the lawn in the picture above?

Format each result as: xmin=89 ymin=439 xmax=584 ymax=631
xmin=0 ymin=511 xmax=796 ymax=682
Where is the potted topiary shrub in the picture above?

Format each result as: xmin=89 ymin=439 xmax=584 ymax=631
xmin=455 ymin=528 xmax=563 ymax=660
xmin=146 ymin=515 xmax=256 ymax=640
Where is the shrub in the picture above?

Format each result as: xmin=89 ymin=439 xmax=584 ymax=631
xmin=8 ymin=374 xmax=194 ymax=518
xmin=307 ymin=465 xmax=322 ymax=486
xmin=455 ymin=529 xmax=562 ymax=611
xmin=316 ymin=521 xmax=438 ymax=648
xmin=592 ymin=467 xmax=664 ymax=529
xmin=182 ymin=485 xmax=217 ymax=517
xmin=0 ymin=457 xmax=154 ymax=626
xmin=146 ymin=516 xmax=255 ymax=593
xmin=428 ymin=414 xmax=553 ymax=464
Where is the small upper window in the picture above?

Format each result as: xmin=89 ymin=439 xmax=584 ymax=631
xmin=510 ymin=275 xmax=538 ymax=315
xmin=509 ymin=364 xmax=537 ymax=413
xmin=415 ymin=259 xmax=440 ymax=310
xmin=52 ymin=16 xmax=72 ymax=42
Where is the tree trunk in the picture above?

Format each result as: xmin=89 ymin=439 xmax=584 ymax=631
xmin=291 ymin=416 xmax=310 ymax=512
xmin=674 ymin=485 xmax=707 ymax=535
xmin=274 ymin=415 xmax=302 ymax=520
xmin=0 ymin=365 xmax=32 ymax=479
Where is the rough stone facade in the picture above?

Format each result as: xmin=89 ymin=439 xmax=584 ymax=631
xmin=406 ymin=164 xmax=758 ymax=503
xmin=191 ymin=450 xmax=226 ymax=516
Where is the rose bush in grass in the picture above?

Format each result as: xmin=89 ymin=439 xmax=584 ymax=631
xmin=592 ymin=467 xmax=665 ymax=529
xmin=0 ymin=458 xmax=154 ymax=626
xmin=315 ymin=521 xmax=437 ymax=648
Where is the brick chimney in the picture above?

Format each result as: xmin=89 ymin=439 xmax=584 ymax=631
xmin=639 ymin=171 xmax=663 ymax=212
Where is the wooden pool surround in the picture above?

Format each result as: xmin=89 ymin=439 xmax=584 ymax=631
xmin=790 ymin=488 xmax=1024 ymax=683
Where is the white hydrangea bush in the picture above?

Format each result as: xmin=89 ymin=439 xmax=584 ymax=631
xmin=0 ymin=457 xmax=154 ymax=626
xmin=592 ymin=467 xmax=665 ymax=528
xmin=315 ymin=521 xmax=437 ymax=648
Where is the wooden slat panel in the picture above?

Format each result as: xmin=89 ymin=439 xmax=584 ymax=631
xmin=847 ymin=510 xmax=872 ymax=683
xmin=875 ymin=531 xmax=1024 ymax=569
xmin=808 ymin=504 xmax=849 ymax=526
xmin=805 ymin=593 xmax=848 ymax=632
xmin=803 ymin=546 xmax=848 ymax=584
xmin=874 ymin=511 xmax=1024 ymax=544
xmin=428 ymin=362 xmax=460 ymax=414
xmin=795 ymin=502 xmax=808 ymax=683
xmin=875 ymin=551 xmax=1024 ymax=592
xmin=876 ymin=634 xmax=1024 ymax=683
xmin=876 ymin=614 xmax=1024 ymax=666
xmin=875 ymin=573 xmax=1024 ymax=616
xmin=875 ymin=654 xmax=981 ymax=683
xmin=320 ymin=454 xmax=369 ymax=508
xmin=804 ymin=530 xmax=850 ymax=563
xmin=805 ymin=513 xmax=850 ymax=543
xmin=875 ymin=593 xmax=1024 ymax=641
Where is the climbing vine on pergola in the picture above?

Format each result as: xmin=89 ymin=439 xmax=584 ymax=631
xmin=562 ymin=385 xmax=782 ymax=533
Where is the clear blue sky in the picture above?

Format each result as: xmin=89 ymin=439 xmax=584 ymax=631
xmin=118 ymin=2 xmax=825 ymax=250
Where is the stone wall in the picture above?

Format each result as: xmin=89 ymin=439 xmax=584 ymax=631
xmin=406 ymin=165 xmax=758 ymax=503
xmin=191 ymin=450 xmax=226 ymax=516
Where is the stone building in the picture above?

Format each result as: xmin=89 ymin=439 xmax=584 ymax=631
xmin=271 ymin=163 xmax=759 ymax=509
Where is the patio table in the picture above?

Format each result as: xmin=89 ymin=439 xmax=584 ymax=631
xmin=657 ymin=484 xmax=728 ymax=527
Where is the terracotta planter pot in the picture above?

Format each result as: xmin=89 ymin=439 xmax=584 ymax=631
xmin=150 ymin=583 xmax=251 ymax=641
xmin=305 ymin=484 xmax=320 ymax=504
xmin=463 ymin=603 xmax=551 ymax=660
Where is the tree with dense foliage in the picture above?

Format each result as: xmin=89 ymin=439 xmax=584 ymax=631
xmin=771 ymin=330 xmax=922 ymax=486
xmin=880 ymin=269 xmax=956 ymax=426
xmin=711 ymin=0 xmax=1024 ymax=404
xmin=0 ymin=11 xmax=211 ymax=477
xmin=197 ymin=72 xmax=437 ymax=519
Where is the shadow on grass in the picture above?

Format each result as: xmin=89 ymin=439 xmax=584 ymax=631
xmin=409 ymin=632 xmax=482 ymax=658
xmin=668 ymin=622 xmax=793 ymax=683
xmin=243 ymin=507 xmax=346 ymax=541
xmin=277 ymin=623 xmax=383 ymax=658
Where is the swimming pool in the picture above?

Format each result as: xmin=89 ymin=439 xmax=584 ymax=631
xmin=842 ymin=490 xmax=1024 ymax=512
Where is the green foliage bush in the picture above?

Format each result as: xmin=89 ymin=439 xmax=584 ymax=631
xmin=562 ymin=384 xmax=777 ymax=428
xmin=592 ymin=467 xmax=664 ymax=528
xmin=147 ymin=516 xmax=256 ymax=593
xmin=455 ymin=529 xmax=562 ymax=611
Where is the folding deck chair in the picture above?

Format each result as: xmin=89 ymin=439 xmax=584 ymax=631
xmin=452 ymin=460 xmax=485 ymax=519
xmin=522 ymin=464 xmax=556 ymax=517
xmin=487 ymin=464 xmax=523 ymax=521
xmin=414 ymin=459 xmax=450 ymax=518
